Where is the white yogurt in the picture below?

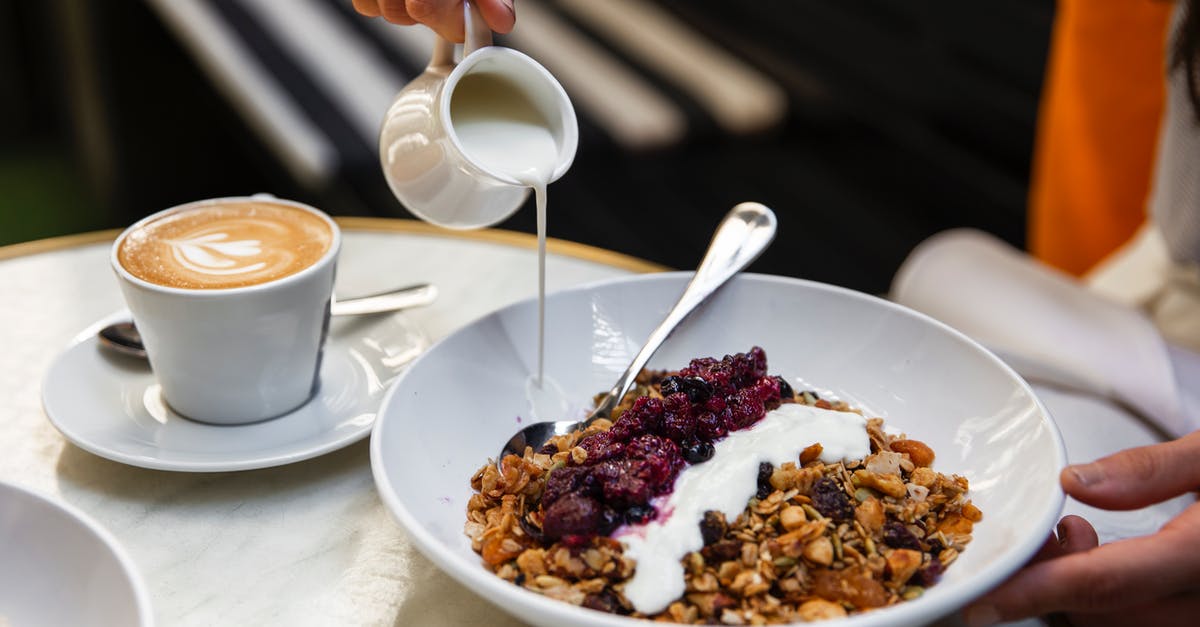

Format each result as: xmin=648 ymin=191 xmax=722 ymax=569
xmin=616 ymin=403 xmax=870 ymax=614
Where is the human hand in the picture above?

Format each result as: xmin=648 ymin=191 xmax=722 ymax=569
xmin=352 ymin=0 xmax=515 ymax=42
xmin=963 ymin=430 xmax=1200 ymax=626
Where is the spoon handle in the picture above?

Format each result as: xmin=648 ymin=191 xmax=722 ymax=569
xmin=330 ymin=283 xmax=438 ymax=316
xmin=588 ymin=203 xmax=777 ymax=421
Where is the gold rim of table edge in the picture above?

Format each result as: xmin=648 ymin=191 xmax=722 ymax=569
xmin=0 ymin=217 xmax=670 ymax=274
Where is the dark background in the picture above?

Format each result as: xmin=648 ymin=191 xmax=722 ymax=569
xmin=0 ymin=0 xmax=1052 ymax=294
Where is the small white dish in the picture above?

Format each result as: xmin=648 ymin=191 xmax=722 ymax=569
xmin=371 ymin=273 xmax=1067 ymax=627
xmin=0 ymin=479 xmax=152 ymax=626
xmin=43 ymin=310 xmax=428 ymax=472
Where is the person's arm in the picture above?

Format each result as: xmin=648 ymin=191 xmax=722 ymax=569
xmin=352 ymin=0 xmax=515 ymax=41
xmin=964 ymin=431 xmax=1200 ymax=626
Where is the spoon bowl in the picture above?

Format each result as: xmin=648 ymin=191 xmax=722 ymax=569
xmin=498 ymin=203 xmax=776 ymax=463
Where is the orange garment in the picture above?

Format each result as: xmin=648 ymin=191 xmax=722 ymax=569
xmin=1029 ymin=0 xmax=1172 ymax=275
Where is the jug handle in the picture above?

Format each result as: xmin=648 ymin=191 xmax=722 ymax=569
xmin=429 ymin=0 xmax=493 ymax=69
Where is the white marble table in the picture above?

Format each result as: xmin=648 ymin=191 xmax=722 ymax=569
xmin=0 ymin=220 xmax=1185 ymax=626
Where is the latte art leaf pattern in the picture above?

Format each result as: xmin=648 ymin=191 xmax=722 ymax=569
xmin=168 ymin=233 xmax=268 ymax=276
xmin=117 ymin=201 xmax=333 ymax=289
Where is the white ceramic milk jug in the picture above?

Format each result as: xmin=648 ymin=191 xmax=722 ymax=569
xmin=378 ymin=1 xmax=578 ymax=229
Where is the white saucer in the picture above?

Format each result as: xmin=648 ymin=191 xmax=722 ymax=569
xmin=42 ymin=310 xmax=428 ymax=472
xmin=0 ymin=479 xmax=152 ymax=626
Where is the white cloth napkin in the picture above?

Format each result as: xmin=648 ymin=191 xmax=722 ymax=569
xmin=890 ymin=229 xmax=1197 ymax=438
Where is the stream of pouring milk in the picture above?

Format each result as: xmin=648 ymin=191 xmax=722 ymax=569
xmin=452 ymin=73 xmax=561 ymax=387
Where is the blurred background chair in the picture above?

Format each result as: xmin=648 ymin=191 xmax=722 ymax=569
xmin=0 ymin=0 xmax=1051 ymax=293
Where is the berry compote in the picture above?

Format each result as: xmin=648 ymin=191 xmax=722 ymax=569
xmin=540 ymin=347 xmax=786 ymax=540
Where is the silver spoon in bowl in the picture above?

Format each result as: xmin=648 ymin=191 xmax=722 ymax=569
xmin=498 ymin=202 xmax=777 ymax=464
xmin=97 ymin=282 xmax=438 ymax=359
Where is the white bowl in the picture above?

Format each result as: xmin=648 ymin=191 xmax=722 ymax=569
xmin=371 ymin=273 xmax=1065 ymax=626
xmin=0 ymin=480 xmax=152 ymax=626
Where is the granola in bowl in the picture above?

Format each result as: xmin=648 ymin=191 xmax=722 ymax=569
xmin=466 ymin=347 xmax=981 ymax=623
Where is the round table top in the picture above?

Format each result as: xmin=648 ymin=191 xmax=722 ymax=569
xmin=0 ymin=220 xmax=1185 ymax=627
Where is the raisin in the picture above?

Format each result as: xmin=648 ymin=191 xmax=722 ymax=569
xmin=882 ymin=520 xmax=923 ymax=551
xmin=702 ymin=539 xmax=742 ymax=562
xmin=756 ymin=461 xmax=775 ymax=499
xmin=699 ymin=510 xmax=727 ymax=545
xmin=583 ymin=589 xmax=624 ymax=614
xmin=912 ymin=556 xmax=945 ymax=587
xmin=811 ymin=477 xmax=854 ymax=521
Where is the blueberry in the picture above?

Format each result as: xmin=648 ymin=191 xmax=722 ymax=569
xmin=683 ymin=440 xmax=715 ymax=464
xmin=624 ymin=504 xmax=654 ymax=525
xmin=660 ymin=376 xmax=713 ymax=403
xmin=774 ymin=376 xmax=795 ymax=401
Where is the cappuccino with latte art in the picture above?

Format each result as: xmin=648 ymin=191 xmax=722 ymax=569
xmin=117 ymin=200 xmax=333 ymax=289
xmin=112 ymin=197 xmax=340 ymax=424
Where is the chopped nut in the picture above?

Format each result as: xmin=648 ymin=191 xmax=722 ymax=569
xmin=516 ymin=548 xmax=547 ymax=576
xmin=853 ymin=469 xmax=907 ymax=498
xmin=569 ymin=446 xmax=588 ymax=464
xmin=770 ymin=462 xmax=821 ymax=493
xmin=910 ymin=466 xmax=937 ymax=488
xmin=730 ymin=570 xmax=763 ymax=596
xmin=798 ymin=443 xmax=824 ymax=464
xmin=890 ymin=439 xmax=935 ymax=467
xmin=802 ymin=536 xmax=834 ymax=566
xmin=938 ymin=513 xmax=974 ymax=535
xmin=864 ymin=450 xmax=905 ymax=476
xmin=855 ymin=496 xmax=885 ymax=535
xmin=690 ymin=571 xmax=720 ymax=592
xmin=779 ymin=506 xmax=807 ymax=531
xmin=717 ymin=560 xmax=741 ymax=583
xmin=668 ymin=601 xmax=698 ymax=624
xmin=687 ymin=592 xmax=737 ymax=617
xmin=962 ymin=502 xmax=983 ymax=522
xmin=886 ymin=548 xmax=924 ymax=587
xmin=906 ymin=483 xmax=930 ymax=502
xmin=798 ymin=599 xmax=848 ymax=621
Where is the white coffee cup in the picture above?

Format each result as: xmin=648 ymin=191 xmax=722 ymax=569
xmin=378 ymin=0 xmax=577 ymax=229
xmin=111 ymin=196 xmax=341 ymax=425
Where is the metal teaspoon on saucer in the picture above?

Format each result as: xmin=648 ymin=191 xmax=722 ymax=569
xmin=97 ymin=282 xmax=438 ymax=359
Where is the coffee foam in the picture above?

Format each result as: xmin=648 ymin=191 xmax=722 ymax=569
xmin=118 ymin=201 xmax=333 ymax=289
